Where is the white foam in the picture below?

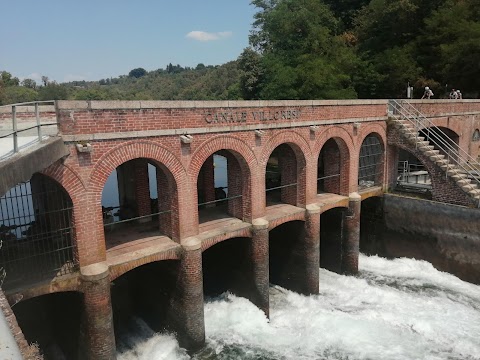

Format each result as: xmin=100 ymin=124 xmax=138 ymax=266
xmin=117 ymin=255 xmax=480 ymax=359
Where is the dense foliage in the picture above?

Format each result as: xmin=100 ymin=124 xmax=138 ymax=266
xmin=1 ymin=0 xmax=479 ymax=104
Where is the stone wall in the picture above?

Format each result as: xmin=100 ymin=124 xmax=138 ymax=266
xmin=369 ymin=194 xmax=480 ymax=284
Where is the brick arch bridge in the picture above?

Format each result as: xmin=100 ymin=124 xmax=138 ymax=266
xmin=3 ymin=99 xmax=480 ymax=358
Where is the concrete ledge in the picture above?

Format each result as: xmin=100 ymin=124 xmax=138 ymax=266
xmin=306 ymin=204 xmax=321 ymax=214
xmin=0 ymin=137 xmax=70 ymax=197
xmin=80 ymin=262 xmax=109 ymax=281
xmin=56 ymin=99 xmax=390 ymax=111
xmin=181 ymin=237 xmax=202 ymax=251
xmin=252 ymin=218 xmax=269 ymax=229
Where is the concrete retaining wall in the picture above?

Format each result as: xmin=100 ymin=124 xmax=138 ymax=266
xmin=382 ymin=194 xmax=480 ymax=283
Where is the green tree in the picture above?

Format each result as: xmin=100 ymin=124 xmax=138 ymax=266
xmin=0 ymin=71 xmax=20 ymax=86
xmin=128 ymin=68 xmax=147 ymax=78
xmin=38 ymin=82 xmax=68 ymax=100
xmin=249 ymin=0 xmax=359 ymax=99
xmin=354 ymin=0 xmax=420 ymax=54
xmin=238 ymin=47 xmax=264 ymax=99
xmin=3 ymin=86 xmax=38 ymax=104
xmin=323 ymin=0 xmax=370 ymax=30
xmin=21 ymin=78 xmax=37 ymax=89
xmin=417 ymin=0 xmax=480 ymax=96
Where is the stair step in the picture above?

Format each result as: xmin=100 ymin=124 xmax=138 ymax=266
xmin=468 ymin=188 xmax=480 ymax=195
xmin=451 ymin=173 xmax=469 ymax=181
xmin=440 ymin=163 xmax=456 ymax=170
xmin=447 ymin=168 xmax=462 ymax=175
xmin=425 ymin=149 xmax=440 ymax=156
xmin=402 ymin=130 xmax=417 ymax=138
xmin=457 ymin=179 xmax=472 ymax=186
xmin=462 ymin=184 xmax=477 ymax=192
xmin=420 ymin=145 xmax=435 ymax=151
xmin=429 ymin=154 xmax=445 ymax=161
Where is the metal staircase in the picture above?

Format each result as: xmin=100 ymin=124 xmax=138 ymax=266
xmin=389 ymin=99 xmax=480 ymax=206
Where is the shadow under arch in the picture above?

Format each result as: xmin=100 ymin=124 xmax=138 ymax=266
xmin=110 ymin=259 xmax=183 ymax=351
xmin=189 ymin=135 xmax=257 ymax=225
xmin=261 ymin=131 xmax=311 ymax=207
xmin=12 ymin=291 xmax=83 ymax=359
xmin=320 ymin=206 xmax=348 ymax=274
xmin=314 ymin=126 xmax=354 ymax=196
xmin=0 ymin=173 xmax=78 ymax=292
xmin=317 ymin=137 xmax=351 ymax=196
xmin=357 ymin=131 xmax=386 ymax=190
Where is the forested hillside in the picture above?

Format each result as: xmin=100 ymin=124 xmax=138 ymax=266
xmin=1 ymin=0 xmax=479 ymax=104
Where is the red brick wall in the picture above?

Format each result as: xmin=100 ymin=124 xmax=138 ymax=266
xmin=56 ymin=101 xmax=387 ymax=135
xmin=42 ymin=102 xmax=392 ymax=267
xmin=36 ymin=100 xmax=480 ymax=269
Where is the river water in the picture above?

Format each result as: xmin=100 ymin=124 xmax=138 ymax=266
xmin=117 ymin=254 xmax=480 ymax=360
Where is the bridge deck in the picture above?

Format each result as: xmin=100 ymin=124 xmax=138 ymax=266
xmin=105 ymin=221 xmax=180 ymax=269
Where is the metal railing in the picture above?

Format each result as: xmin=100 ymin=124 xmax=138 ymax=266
xmin=397 ymin=161 xmax=431 ymax=185
xmin=0 ymin=101 xmax=58 ymax=157
xmin=389 ymin=99 xmax=480 ymax=193
xmin=0 ymin=178 xmax=78 ymax=290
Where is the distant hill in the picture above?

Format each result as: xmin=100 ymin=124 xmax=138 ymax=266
xmin=0 ymin=62 xmax=242 ymax=105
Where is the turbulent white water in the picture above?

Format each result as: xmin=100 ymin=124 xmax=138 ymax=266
xmin=117 ymin=255 xmax=480 ymax=360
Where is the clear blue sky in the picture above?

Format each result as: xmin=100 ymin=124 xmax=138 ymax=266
xmin=0 ymin=0 xmax=256 ymax=83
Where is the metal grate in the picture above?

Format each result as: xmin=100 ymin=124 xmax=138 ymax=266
xmin=358 ymin=135 xmax=384 ymax=189
xmin=0 ymin=176 xmax=77 ymax=290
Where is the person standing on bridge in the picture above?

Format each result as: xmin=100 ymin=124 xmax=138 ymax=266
xmin=422 ymin=86 xmax=434 ymax=99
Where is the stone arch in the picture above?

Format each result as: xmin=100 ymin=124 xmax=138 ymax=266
xmin=314 ymin=126 xmax=354 ymax=196
xmin=89 ymin=140 xmax=186 ymax=195
xmin=356 ymin=125 xmax=387 ymax=190
xmin=188 ymin=135 xmax=258 ymax=177
xmin=391 ymin=142 xmax=474 ymax=206
xmin=201 ymin=227 xmax=252 ymax=252
xmin=109 ymin=247 xmax=182 ymax=281
xmin=267 ymin=212 xmax=306 ymax=231
xmin=39 ymin=163 xmax=86 ymax=268
xmin=41 ymin=161 xmax=86 ymax=203
xmin=356 ymin=123 xmax=387 ymax=152
xmin=473 ymin=129 xmax=480 ymax=142
xmin=261 ymin=131 xmax=311 ymax=207
xmin=313 ymin=126 xmax=355 ymax=157
xmin=189 ymin=135 xmax=258 ymax=224
xmin=260 ymin=130 xmax=311 ymax=167
xmin=9 ymin=286 xmax=82 ymax=303
xmin=80 ymin=141 xmax=187 ymax=266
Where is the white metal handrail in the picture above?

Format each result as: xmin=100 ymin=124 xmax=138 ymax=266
xmin=389 ymin=99 xmax=480 ymax=191
xmin=0 ymin=100 xmax=57 ymax=156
